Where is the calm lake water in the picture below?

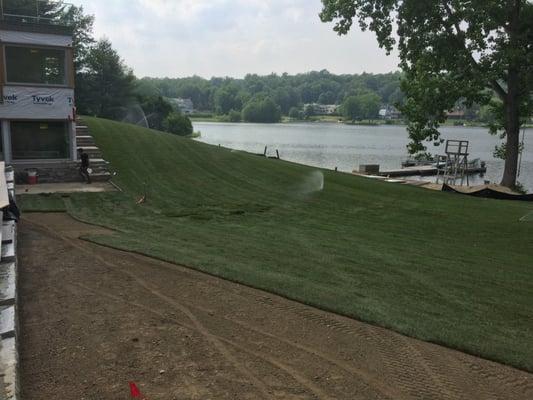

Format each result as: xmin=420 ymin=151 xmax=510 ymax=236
xmin=194 ymin=122 xmax=533 ymax=193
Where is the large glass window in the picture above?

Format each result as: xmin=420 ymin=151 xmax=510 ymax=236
xmin=5 ymin=46 xmax=66 ymax=85
xmin=11 ymin=121 xmax=69 ymax=160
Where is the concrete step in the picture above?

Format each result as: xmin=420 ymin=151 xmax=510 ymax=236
xmin=0 ymin=336 xmax=17 ymax=399
xmin=0 ymin=262 xmax=16 ymax=307
xmin=0 ymin=306 xmax=15 ymax=338
xmin=76 ymin=134 xmax=92 ymax=140
xmin=77 ymin=141 xmax=96 ymax=148
xmin=91 ymin=172 xmax=112 ymax=182
xmin=88 ymin=158 xmax=109 ymax=165
xmin=78 ymin=147 xmax=102 ymax=158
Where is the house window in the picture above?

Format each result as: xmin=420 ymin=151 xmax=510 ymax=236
xmin=5 ymin=46 xmax=66 ymax=85
xmin=11 ymin=121 xmax=69 ymax=160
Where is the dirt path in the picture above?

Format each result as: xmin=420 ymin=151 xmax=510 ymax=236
xmin=19 ymin=213 xmax=533 ymax=400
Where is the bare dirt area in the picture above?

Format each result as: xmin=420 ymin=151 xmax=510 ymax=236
xmin=19 ymin=213 xmax=533 ymax=400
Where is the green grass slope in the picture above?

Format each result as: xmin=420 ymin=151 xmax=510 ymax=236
xmin=20 ymin=117 xmax=533 ymax=371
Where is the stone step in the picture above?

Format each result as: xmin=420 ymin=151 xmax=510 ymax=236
xmin=78 ymin=146 xmax=102 ymax=158
xmin=0 ymin=262 xmax=16 ymax=307
xmin=91 ymin=172 xmax=112 ymax=182
xmin=76 ymin=141 xmax=96 ymax=148
xmin=0 ymin=336 xmax=17 ymax=399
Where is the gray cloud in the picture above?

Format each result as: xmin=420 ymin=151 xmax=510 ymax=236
xmin=70 ymin=0 xmax=400 ymax=78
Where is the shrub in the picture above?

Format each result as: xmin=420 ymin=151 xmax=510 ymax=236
xmin=228 ymin=110 xmax=242 ymax=122
xmin=163 ymin=112 xmax=193 ymax=136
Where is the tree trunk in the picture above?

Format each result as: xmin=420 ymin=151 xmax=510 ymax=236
xmin=500 ymin=0 xmax=521 ymax=189
xmin=500 ymin=101 xmax=520 ymax=188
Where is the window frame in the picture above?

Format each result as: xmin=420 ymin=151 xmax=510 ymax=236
xmin=10 ymin=119 xmax=71 ymax=161
xmin=3 ymin=43 xmax=70 ymax=88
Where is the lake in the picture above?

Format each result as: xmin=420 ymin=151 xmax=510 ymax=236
xmin=194 ymin=122 xmax=533 ymax=193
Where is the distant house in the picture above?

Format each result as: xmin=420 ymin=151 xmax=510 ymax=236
xmin=304 ymin=104 xmax=338 ymax=115
xmin=446 ymin=110 xmax=466 ymax=120
xmin=169 ymin=98 xmax=194 ymax=114
xmin=0 ymin=4 xmax=77 ymax=175
xmin=379 ymin=105 xmax=402 ymax=120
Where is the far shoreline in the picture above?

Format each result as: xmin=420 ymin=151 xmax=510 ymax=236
xmin=191 ymin=117 xmax=533 ymax=130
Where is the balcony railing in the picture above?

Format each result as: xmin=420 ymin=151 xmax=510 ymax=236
xmin=0 ymin=0 xmax=74 ymax=26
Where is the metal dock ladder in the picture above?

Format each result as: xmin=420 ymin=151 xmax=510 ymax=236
xmin=437 ymin=140 xmax=470 ymax=186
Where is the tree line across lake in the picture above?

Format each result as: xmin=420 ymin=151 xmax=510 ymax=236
xmin=135 ymin=71 xmax=405 ymax=123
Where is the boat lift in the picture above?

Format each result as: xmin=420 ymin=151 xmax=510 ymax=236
xmin=436 ymin=140 xmax=471 ymax=186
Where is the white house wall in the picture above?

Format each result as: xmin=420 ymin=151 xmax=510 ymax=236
xmin=0 ymin=30 xmax=72 ymax=47
xmin=0 ymin=86 xmax=74 ymax=120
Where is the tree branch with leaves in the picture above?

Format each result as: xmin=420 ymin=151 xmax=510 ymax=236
xmin=321 ymin=0 xmax=533 ymax=188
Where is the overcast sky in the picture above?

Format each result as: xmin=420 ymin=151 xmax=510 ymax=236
xmin=69 ymin=0 xmax=400 ymax=79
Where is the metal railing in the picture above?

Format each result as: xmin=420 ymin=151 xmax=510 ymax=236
xmin=0 ymin=0 xmax=74 ymax=26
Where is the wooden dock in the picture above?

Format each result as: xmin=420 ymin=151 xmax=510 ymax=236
xmin=376 ymin=165 xmax=486 ymax=178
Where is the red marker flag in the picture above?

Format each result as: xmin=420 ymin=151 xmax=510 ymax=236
xmin=129 ymin=382 xmax=142 ymax=398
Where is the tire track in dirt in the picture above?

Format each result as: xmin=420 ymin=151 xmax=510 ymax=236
xmin=456 ymin=353 xmax=533 ymax=398
xmin=93 ymin=252 xmax=403 ymax=398
xmin=92 ymin=254 xmax=399 ymax=399
xmin=227 ymin=288 xmax=527 ymax=399
xmin=70 ymin=282 xmax=334 ymax=400
xmin=235 ymin=293 xmax=455 ymax=399
xmin=217 ymin=317 xmax=398 ymax=400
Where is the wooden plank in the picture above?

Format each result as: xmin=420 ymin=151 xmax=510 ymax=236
xmin=0 ymin=262 xmax=16 ymax=306
xmin=1 ymin=221 xmax=14 ymax=244
xmin=0 ymin=44 xmax=5 ymax=104
xmin=0 ymin=162 xmax=8 ymax=209
xmin=1 ymin=242 xmax=14 ymax=259
xmin=0 ymin=306 xmax=15 ymax=338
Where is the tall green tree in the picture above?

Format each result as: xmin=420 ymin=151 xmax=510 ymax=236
xmin=341 ymin=96 xmax=360 ymax=121
xmin=242 ymin=97 xmax=282 ymax=123
xmin=357 ymin=92 xmax=381 ymax=120
xmin=321 ymin=0 xmax=533 ymax=188
xmin=76 ymin=39 xmax=135 ymax=120
xmin=214 ymin=85 xmax=242 ymax=115
xmin=138 ymin=96 xmax=173 ymax=131
xmin=58 ymin=5 xmax=95 ymax=71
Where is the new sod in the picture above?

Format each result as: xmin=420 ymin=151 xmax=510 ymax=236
xmin=19 ymin=117 xmax=533 ymax=371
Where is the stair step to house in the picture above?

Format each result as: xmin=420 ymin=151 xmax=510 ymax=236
xmin=91 ymin=172 xmax=112 ymax=182
xmin=74 ymin=122 xmax=112 ymax=183
xmin=77 ymin=141 xmax=96 ymax=147
xmin=78 ymin=147 xmax=102 ymax=158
